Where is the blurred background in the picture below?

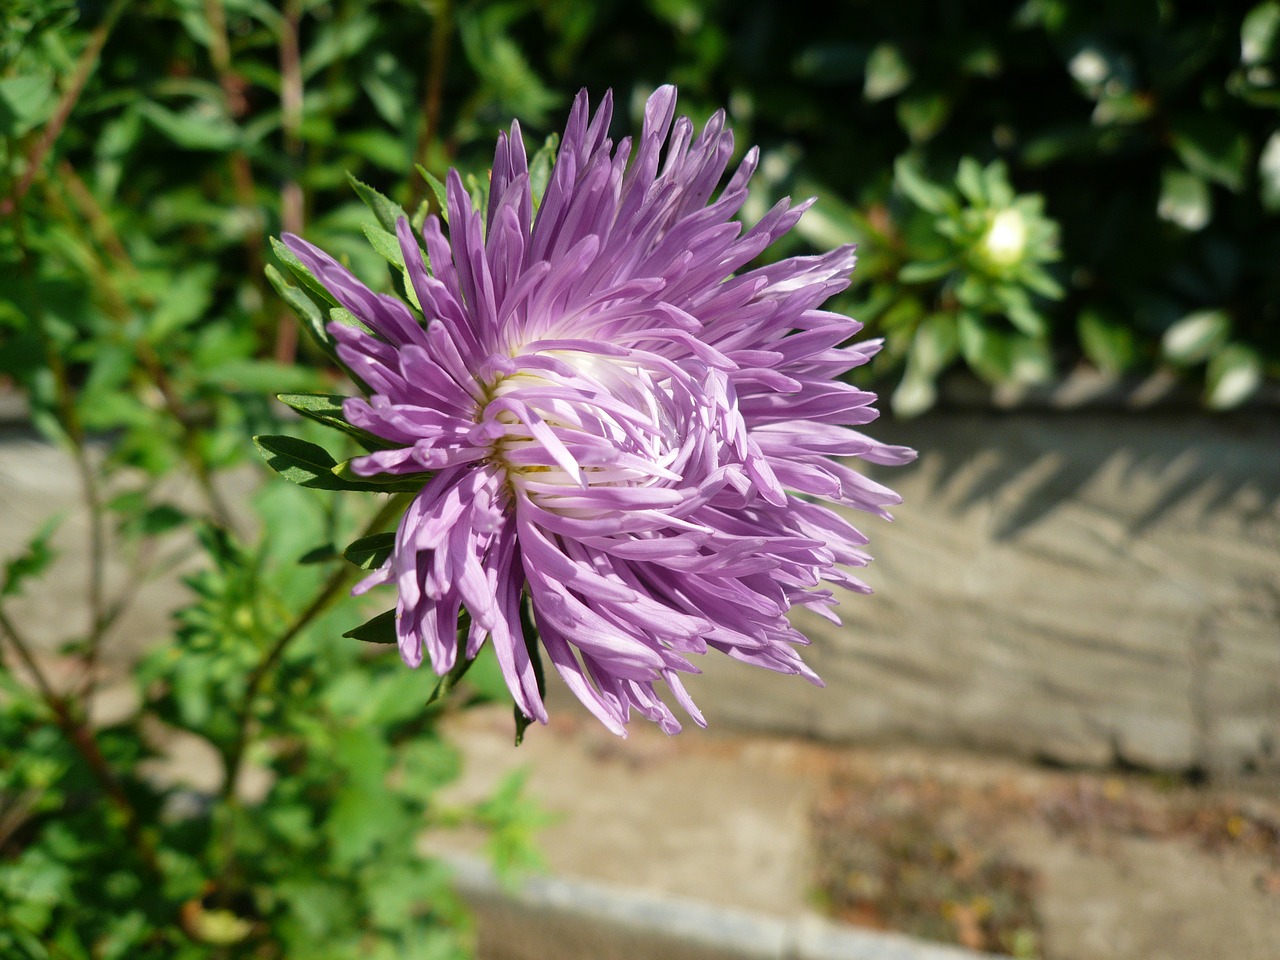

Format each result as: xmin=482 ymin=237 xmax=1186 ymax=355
xmin=1 ymin=1 xmax=1277 ymax=958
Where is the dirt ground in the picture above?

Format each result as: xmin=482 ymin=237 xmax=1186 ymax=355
xmin=435 ymin=701 xmax=1280 ymax=960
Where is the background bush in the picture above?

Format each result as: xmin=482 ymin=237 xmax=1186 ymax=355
xmin=6 ymin=0 xmax=1277 ymax=419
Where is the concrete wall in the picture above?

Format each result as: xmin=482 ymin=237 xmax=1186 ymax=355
xmin=685 ymin=410 xmax=1280 ymax=778
xmin=4 ymin=406 xmax=1279 ymax=777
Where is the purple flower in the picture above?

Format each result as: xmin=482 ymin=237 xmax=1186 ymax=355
xmin=283 ymin=86 xmax=914 ymax=735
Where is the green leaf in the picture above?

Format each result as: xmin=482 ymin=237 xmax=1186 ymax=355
xmin=347 ymin=173 xmax=410 ymax=235
xmin=343 ymin=608 xmax=397 ymax=644
xmin=416 ymin=164 xmax=450 ymax=222
xmin=898 ymin=259 xmax=955 ymax=283
xmin=299 ymin=12 xmax=378 ymax=80
xmin=265 ymin=265 xmax=339 ymax=361
xmin=1020 ymin=264 xmax=1064 ymax=300
xmin=276 ymin=393 xmax=395 ymax=449
xmin=269 ymin=236 xmax=340 ymax=308
xmin=1242 ymin=2 xmax=1280 ymax=65
xmin=146 ymin=263 xmax=217 ymax=341
xmin=910 ymin=313 xmax=959 ymax=377
xmin=298 ymin=544 xmax=338 ymax=565
xmin=513 ymin=594 xmax=545 ymax=746
xmin=361 ymin=222 xmax=405 ymax=270
xmin=331 ymin=458 xmax=429 ymax=492
xmin=893 ymin=156 xmax=953 ymax=214
xmin=0 ymin=74 xmax=56 ymax=137
xmin=1157 ymin=167 xmax=1212 ymax=231
xmin=126 ymin=504 xmax=189 ymax=538
xmin=896 ymin=92 xmax=951 ymax=143
xmin=528 ymin=134 xmax=560 ymax=209
xmin=1171 ymin=116 xmax=1250 ymax=192
xmin=994 ymin=285 xmax=1047 ymax=337
xmin=137 ymin=101 xmax=240 ymax=151
xmin=342 ymin=532 xmax=395 ymax=571
xmin=955 ymin=157 xmax=987 ymax=206
xmin=198 ymin=359 xmax=321 ymax=393
xmin=891 ymin=369 xmax=937 ymax=418
xmin=1162 ymin=309 xmax=1231 ymax=364
xmin=253 ymin=434 xmax=341 ymax=488
xmin=1205 ymin=343 xmax=1263 ymax=409
xmin=958 ymin=312 xmax=1051 ymax=384
xmin=1078 ymin=308 xmax=1139 ymax=373
xmin=2 ymin=516 xmax=61 ymax=598
xmin=1259 ymin=132 xmax=1280 ymax=212
xmin=361 ymin=223 xmax=424 ymax=313
xmin=864 ymin=43 xmax=912 ymax=101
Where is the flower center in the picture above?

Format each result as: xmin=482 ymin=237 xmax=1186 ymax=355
xmin=981 ymin=207 xmax=1027 ymax=268
xmin=479 ymin=347 xmax=686 ymax=509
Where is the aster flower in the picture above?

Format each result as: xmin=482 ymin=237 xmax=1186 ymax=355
xmin=279 ymin=86 xmax=914 ymax=736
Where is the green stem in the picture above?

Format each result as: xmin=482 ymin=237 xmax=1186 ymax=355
xmin=275 ymin=0 xmax=305 ymax=365
xmin=40 ymin=175 xmax=237 ymax=531
xmin=409 ymin=0 xmax=454 ymax=209
xmin=0 ymin=0 xmax=128 ymax=217
xmin=219 ymin=492 xmax=410 ymax=803
xmin=0 ymin=606 xmax=163 ymax=881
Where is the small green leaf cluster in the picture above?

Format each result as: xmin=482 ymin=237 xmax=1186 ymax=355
xmin=883 ymin=157 xmax=1063 ymax=415
xmin=0 ymin=478 xmax=538 ymax=959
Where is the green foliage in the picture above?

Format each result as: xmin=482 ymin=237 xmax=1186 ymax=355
xmin=1 ymin=3 xmax=553 ymax=955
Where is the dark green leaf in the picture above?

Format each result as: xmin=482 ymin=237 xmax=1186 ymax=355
xmin=343 ymin=608 xmax=398 ymax=644
xmin=331 ymin=457 xmax=429 ymax=492
xmin=896 ymin=92 xmax=951 ymax=143
xmin=1171 ymin=116 xmax=1250 ymax=192
xmin=342 ymin=532 xmax=395 ymax=571
xmin=276 ymin=393 xmax=395 ymax=450
xmin=269 ymin=237 xmax=340 ymax=309
xmin=513 ymin=594 xmax=545 ymax=746
xmin=2 ymin=516 xmax=61 ymax=598
xmin=253 ymin=434 xmax=342 ymax=488
xmin=418 ymin=610 xmax=476 ymax=704
xmin=898 ymin=259 xmax=955 ymax=283
xmin=298 ymin=544 xmax=338 ymax=564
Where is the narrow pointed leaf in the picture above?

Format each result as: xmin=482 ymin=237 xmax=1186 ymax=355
xmin=347 ymin=172 xmax=411 ymax=234
xmin=343 ymin=608 xmax=398 ymax=644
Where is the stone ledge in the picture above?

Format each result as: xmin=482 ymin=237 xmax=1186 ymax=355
xmin=444 ymin=854 xmax=1001 ymax=960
